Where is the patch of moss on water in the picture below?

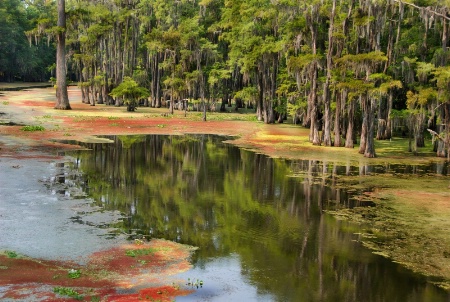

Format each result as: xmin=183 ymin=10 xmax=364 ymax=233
xmin=326 ymin=182 xmax=450 ymax=290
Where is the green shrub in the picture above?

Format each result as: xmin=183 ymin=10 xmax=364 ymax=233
xmin=21 ymin=125 xmax=45 ymax=132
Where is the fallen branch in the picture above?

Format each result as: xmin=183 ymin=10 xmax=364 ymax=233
xmin=427 ymin=128 xmax=444 ymax=141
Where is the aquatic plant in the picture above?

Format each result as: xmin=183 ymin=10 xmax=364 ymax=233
xmin=68 ymin=269 xmax=81 ymax=279
xmin=53 ymin=286 xmax=83 ymax=300
xmin=125 ymin=248 xmax=156 ymax=257
xmin=186 ymin=278 xmax=203 ymax=288
xmin=5 ymin=251 xmax=18 ymax=258
xmin=21 ymin=125 xmax=45 ymax=131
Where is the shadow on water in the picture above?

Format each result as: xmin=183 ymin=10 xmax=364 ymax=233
xmin=55 ymin=134 xmax=449 ymax=302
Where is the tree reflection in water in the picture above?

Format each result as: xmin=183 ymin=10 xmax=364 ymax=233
xmin=63 ymin=135 xmax=448 ymax=302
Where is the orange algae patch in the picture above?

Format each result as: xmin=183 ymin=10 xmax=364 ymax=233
xmin=107 ymin=285 xmax=193 ymax=302
xmin=0 ymin=239 xmax=197 ymax=301
xmin=87 ymin=239 xmax=197 ymax=289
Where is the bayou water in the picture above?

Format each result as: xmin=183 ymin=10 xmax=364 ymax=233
xmin=49 ymin=135 xmax=450 ymax=301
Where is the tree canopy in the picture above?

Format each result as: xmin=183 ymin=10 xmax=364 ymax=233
xmin=1 ymin=0 xmax=450 ymax=158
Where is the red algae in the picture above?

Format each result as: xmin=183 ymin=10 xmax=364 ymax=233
xmin=106 ymin=286 xmax=193 ymax=302
xmin=0 ymin=239 xmax=197 ymax=301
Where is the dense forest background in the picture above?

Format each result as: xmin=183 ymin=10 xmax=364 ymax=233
xmin=1 ymin=0 xmax=449 ymax=158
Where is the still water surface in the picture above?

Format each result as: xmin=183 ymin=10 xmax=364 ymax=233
xmin=64 ymin=134 xmax=449 ymax=302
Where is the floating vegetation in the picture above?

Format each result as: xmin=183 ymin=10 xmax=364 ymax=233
xmin=186 ymin=278 xmax=204 ymax=289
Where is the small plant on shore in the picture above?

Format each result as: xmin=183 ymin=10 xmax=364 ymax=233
xmin=2 ymin=101 xmax=9 ymax=105
xmin=68 ymin=269 xmax=81 ymax=279
xmin=125 ymin=248 xmax=156 ymax=257
xmin=108 ymin=116 xmax=119 ymax=120
xmin=137 ymin=259 xmax=147 ymax=265
xmin=53 ymin=286 xmax=83 ymax=300
xmin=21 ymin=125 xmax=45 ymax=131
xmin=5 ymin=251 xmax=18 ymax=258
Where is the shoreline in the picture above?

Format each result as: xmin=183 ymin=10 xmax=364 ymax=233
xmin=0 ymin=86 xmax=449 ymax=295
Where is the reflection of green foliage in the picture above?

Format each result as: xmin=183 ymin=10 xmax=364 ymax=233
xmin=68 ymin=135 xmax=447 ymax=300
xmin=118 ymin=135 xmax=146 ymax=148
xmin=74 ymin=137 xmax=324 ymax=291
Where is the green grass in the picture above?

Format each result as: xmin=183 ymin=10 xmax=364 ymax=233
xmin=5 ymin=251 xmax=18 ymax=258
xmin=21 ymin=125 xmax=45 ymax=131
xmin=68 ymin=269 xmax=81 ymax=279
xmin=125 ymin=248 xmax=156 ymax=257
xmin=53 ymin=287 xmax=83 ymax=300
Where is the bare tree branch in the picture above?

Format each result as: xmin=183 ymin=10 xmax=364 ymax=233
xmin=393 ymin=0 xmax=450 ymax=21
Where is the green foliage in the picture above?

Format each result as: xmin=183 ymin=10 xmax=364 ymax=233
xmin=21 ymin=125 xmax=45 ymax=132
xmin=68 ymin=269 xmax=81 ymax=279
xmin=234 ymin=86 xmax=258 ymax=102
xmin=390 ymin=109 xmax=408 ymax=119
xmin=125 ymin=248 xmax=156 ymax=257
xmin=0 ymin=0 xmax=55 ymax=82
xmin=5 ymin=251 xmax=18 ymax=258
xmin=109 ymin=77 xmax=150 ymax=111
xmin=9 ymin=0 xmax=449 ymax=156
xmin=53 ymin=287 xmax=83 ymax=300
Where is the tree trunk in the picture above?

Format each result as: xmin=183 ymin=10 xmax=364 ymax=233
xmin=55 ymin=0 xmax=70 ymax=110
xmin=334 ymin=89 xmax=342 ymax=147
xmin=359 ymin=95 xmax=369 ymax=154
xmin=310 ymin=61 xmax=320 ymax=145
xmin=385 ymin=91 xmax=393 ymax=139
xmin=376 ymin=95 xmax=387 ymax=140
xmin=415 ymin=111 xmax=426 ymax=148
xmin=323 ymin=0 xmax=336 ymax=147
xmin=257 ymin=72 xmax=264 ymax=121
xmin=345 ymin=99 xmax=355 ymax=148
xmin=364 ymin=98 xmax=377 ymax=158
